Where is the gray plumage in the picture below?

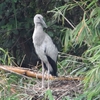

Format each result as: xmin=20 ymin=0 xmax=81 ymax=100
xmin=32 ymin=14 xmax=58 ymax=77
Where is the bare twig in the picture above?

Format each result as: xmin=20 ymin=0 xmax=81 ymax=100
xmin=20 ymin=54 xmax=26 ymax=67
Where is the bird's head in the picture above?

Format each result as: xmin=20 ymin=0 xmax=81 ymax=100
xmin=34 ymin=14 xmax=47 ymax=28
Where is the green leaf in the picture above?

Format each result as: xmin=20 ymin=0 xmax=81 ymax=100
xmin=45 ymin=89 xmax=54 ymax=100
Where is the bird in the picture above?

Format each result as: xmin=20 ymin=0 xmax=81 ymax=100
xmin=32 ymin=14 xmax=58 ymax=89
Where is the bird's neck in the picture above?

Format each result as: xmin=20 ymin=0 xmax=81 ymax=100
xmin=33 ymin=23 xmax=45 ymax=45
xmin=35 ymin=23 xmax=43 ymax=30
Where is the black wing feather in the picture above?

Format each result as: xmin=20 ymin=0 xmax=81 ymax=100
xmin=43 ymin=55 xmax=58 ymax=76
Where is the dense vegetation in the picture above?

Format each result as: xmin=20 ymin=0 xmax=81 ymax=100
xmin=0 ymin=0 xmax=100 ymax=99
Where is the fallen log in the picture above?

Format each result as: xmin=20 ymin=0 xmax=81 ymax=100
xmin=0 ymin=65 xmax=83 ymax=81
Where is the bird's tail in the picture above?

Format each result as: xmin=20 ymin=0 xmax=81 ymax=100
xmin=43 ymin=55 xmax=58 ymax=76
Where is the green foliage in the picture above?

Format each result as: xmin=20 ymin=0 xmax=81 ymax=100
xmin=0 ymin=47 xmax=14 ymax=65
xmin=48 ymin=0 xmax=100 ymax=51
xmin=49 ymin=0 xmax=100 ymax=99
xmin=0 ymin=0 xmax=37 ymax=66
xmin=0 ymin=71 xmax=36 ymax=100
xmin=45 ymin=89 xmax=54 ymax=100
xmin=83 ymin=44 xmax=100 ymax=99
xmin=3 ymin=94 xmax=19 ymax=100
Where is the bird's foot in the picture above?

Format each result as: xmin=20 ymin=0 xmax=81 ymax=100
xmin=41 ymin=85 xmax=45 ymax=89
xmin=47 ymin=86 xmax=50 ymax=90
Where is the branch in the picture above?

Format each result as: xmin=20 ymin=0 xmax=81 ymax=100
xmin=0 ymin=65 xmax=83 ymax=81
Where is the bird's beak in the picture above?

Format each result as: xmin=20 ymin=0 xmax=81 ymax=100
xmin=41 ymin=18 xmax=48 ymax=28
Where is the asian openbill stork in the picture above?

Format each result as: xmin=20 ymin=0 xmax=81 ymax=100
xmin=32 ymin=14 xmax=58 ymax=88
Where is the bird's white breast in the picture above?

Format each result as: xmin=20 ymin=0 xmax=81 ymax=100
xmin=33 ymin=26 xmax=45 ymax=46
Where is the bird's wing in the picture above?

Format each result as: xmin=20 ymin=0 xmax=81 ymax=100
xmin=42 ymin=34 xmax=58 ymax=76
xmin=43 ymin=34 xmax=58 ymax=62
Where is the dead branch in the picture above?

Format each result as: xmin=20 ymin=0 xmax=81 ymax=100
xmin=0 ymin=65 xmax=83 ymax=81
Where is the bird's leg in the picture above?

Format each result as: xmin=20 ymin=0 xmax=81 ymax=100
xmin=42 ymin=61 xmax=44 ymax=88
xmin=47 ymin=63 xmax=50 ymax=89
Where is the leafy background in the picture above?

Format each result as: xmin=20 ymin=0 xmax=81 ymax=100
xmin=0 ymin=0 xmax=100 ymax=99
